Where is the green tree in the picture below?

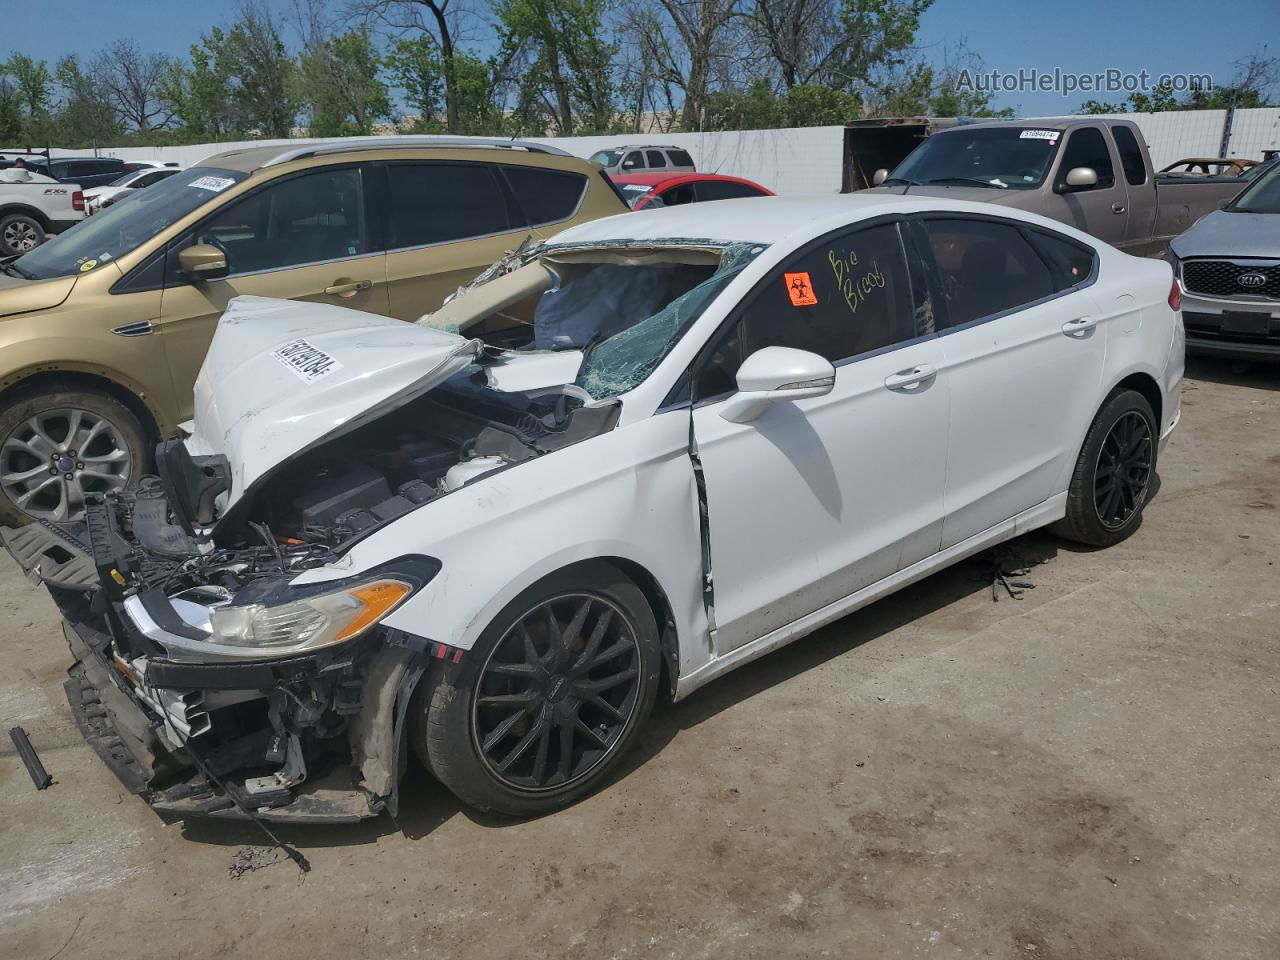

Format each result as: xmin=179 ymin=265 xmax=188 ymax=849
xmin=5 ymin=55 xmax=53 ymax=123
xmin=51 ymin=55 xmax=122 ymax=146
xmin=1079 ymin=99 xmax=1126 ymax=114
xmin=0 ymin=71 xmax=22 ymax=143
xmin=301 ymin=29 xmax=391 ymax=136
xmin=495 ymin=0 xmax=615 ymax=135
xmin=223 ymin=4 xmax=298 ymax=137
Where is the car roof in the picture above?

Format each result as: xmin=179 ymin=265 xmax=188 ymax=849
xmin=550 ymin=193 xmax=1101 ymax=250
xmin=201 ymin=137 xmax=575 ymax=173
xmin=612 ymin=172 xmax=764 ymax=189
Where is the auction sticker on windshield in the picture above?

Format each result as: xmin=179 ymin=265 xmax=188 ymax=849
xmin=273 ymin=338 xmax=344 ymax=383
xmin=1019 ymin=129 xmax=1060 ymax=141
xmin=188 ymin=175 xmax=237 ymax=192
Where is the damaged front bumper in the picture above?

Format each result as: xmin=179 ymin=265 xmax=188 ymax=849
xmin=7 ymin=519 xmax=438 ymax=826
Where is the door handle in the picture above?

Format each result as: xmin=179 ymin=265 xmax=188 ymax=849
xmin=884 ymin=363 xmax=937 ymax=390
xmin=1062 ymin=316 xmax=1099 ymax=336
xmin=324 ymin=278 xmax=372 ymax=298
xmin=1111 ymin=202 xmax=1126 ymax=214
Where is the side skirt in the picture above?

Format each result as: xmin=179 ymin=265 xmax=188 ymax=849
xmin=672 ymin=492 xmax=1068 ymax=700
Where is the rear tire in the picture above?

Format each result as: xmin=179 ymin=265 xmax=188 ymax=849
xmin=1053 ymin=389 xmax=1157 ymax=547
xmin=413 ymin=563 xmax=661 ymax=818
xmin=0 ymin=213 xmax=45 ymax=257
xmin=0 ymin=385 xmax=150 ymax=527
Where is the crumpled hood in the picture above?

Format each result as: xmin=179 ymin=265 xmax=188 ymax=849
xmin=1170 ymin=209 xmax=1280 ymax=259
xmin=186 ymin=296 xmax=482 ymax=504
xmin=0 ymin=271 xmax=78 ymax=317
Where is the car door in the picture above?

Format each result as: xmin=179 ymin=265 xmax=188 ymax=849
xmin=1110 ymin=125 xmax=1158 ymax=256
xmin=381 ymin=161 xmax=592 ymax=319
xmin=1048 ymin=126 xmax=1128 ymax=247
xmin=157 ymin=164 xmax=388 ymax=420
xmin=689 ymin=219 xmax=949 ymax=655
xmin=909 ymin=215 xmax=1105 ymax=548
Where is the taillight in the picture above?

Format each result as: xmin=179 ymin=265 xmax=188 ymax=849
xmin=1168 ymin=279 xmax=1182 ymax=311
xmin=72 ymin=190 xmax=84 ymax=212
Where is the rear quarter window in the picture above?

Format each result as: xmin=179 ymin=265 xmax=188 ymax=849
xmin=502 ymin=166 xmax=588 ymax=226
xmin=667 ymin=149 xmax=694 ymax=167
xmin=1023 ymin=229 xmax=1096 ymax=291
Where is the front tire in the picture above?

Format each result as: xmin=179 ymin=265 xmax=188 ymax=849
xmin=1054 ymin=389 xmax=1157 ymax=547
xmin=414 ymin=563 xmax=661 ymax=818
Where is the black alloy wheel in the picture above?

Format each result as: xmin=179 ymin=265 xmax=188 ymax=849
xmin=1093 ymin=410 xmax=1153 ymax=531
xmin=1054 ymin=388 xmax=1158 ymax=548
xmin=415 ymin=563 xmax=662 ymax=818
xmin=473 ymin=594 xmax=641 ymax=791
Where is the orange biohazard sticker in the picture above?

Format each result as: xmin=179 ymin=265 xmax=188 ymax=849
xmin=784 ymin=272 xmax=818 ymax=306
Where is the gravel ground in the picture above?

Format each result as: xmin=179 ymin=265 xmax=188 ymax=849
xmin=1 ymin=357 xmax=1277 ymax=960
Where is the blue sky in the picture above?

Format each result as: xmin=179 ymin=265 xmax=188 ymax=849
xmin=2 ymin=0 xmax=1277 ymax=116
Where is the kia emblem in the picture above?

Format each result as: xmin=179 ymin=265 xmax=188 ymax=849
xmin=1237 ymin=271 xmax=1267 ymax=288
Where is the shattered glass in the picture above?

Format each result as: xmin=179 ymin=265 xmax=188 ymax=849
xmin=575 ymin=243 xmax=764 ymax=399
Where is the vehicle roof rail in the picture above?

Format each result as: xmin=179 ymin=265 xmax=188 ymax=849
xmin=260 ymin=136 xmax=573 ymax=167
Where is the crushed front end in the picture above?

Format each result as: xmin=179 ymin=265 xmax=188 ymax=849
xmin=3 ymin=476 xmax=442 ymax=825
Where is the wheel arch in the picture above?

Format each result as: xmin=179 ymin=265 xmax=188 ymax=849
xmin=465 ymin=555 xmax=682 ymax=699
xmin=0 ymin=203 xmax=53 ymax=230
xmin=1110 ymin=370 xmax=1163 ymax=431
xmin=0 ymin=368 xmax=166 ymax=447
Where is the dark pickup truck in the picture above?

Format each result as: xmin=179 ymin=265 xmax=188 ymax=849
xmin=862 ymin=117 xmax=1247 ymax=256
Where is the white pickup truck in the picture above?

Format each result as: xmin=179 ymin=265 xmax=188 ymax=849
xmin=0 ymin=170 xmax=85 ymax=257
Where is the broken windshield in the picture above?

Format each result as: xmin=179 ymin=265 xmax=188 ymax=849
xmin=575 ymin=242 xmax=763 ymax=399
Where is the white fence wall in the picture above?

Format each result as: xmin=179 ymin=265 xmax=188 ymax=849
xmin=24 ymin=108 xmax=1280 ymax=196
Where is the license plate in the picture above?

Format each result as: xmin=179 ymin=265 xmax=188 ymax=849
xmin=1220 ymin=312 xmax=1271 ymax=335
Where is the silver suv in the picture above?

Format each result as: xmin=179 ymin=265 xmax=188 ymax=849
xmin=590 ymin=145 xmax=695 ymax=176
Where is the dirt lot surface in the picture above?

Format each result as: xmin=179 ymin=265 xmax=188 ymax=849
xmin=2 ymin=358 xmax=1277 ymax=960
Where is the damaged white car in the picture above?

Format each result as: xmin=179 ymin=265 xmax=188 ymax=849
xmin=4 ymin=196 xmax=1183 ymax=823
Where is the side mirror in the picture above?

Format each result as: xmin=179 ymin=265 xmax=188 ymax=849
xmin=1063 ymin=166 xmax=1098 ymax=190
xmin=872 ymin=168 xmax=889 ymax=186
xmin=720 ymin=346 xmax=835 ymax=423
xmin=178 ymin=243 xmax=228 ymax=280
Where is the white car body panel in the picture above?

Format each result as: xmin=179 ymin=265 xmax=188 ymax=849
xmin=186 ymin=295 xmax=482 ymax=503
xmin=185 ymin=195 xmax=1181 ymax=701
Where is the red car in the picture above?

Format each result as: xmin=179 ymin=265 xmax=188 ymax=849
xmin=612 ymin=172 xmax=774 ymax=209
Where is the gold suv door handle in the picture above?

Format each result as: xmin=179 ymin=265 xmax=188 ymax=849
xmin=324 ymin=278 xmax=372 ymax=298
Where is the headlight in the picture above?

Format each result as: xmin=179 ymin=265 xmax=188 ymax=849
xmin=209 ymin=578 xmax=413 ymax=654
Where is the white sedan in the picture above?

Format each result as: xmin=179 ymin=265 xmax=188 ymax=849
xmin=9 ymin=196 xmax=1182 ymax=823
xmin=83 ymin=166 xmax=183 ymax=214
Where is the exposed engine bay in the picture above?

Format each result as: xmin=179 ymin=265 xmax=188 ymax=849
xmin=8 ymin=370 xmax=620 ymax=823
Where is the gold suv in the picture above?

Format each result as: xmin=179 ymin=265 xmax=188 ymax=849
xmin=0 ymin=138 xmax=628 ymax=524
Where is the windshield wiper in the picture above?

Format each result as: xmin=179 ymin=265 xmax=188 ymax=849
xmin=880 ymin=177 xmax=918 ymax=186
xmin=925 ymin=177 xmax=1007 ymax=189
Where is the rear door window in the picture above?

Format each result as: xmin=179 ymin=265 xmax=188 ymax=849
xmin=645 ymin=150 xmax=667 ymax=168
xmin=1056 ymin=127 xmax=1116 ymax=189
xmin=1023 ymin=229 xmax=1096 ymax=291
xmin=918 ymin=218 xmax=1057 ymax=327
xmin=501 ymin=166 xmax=587 ymax=226
xmin=385 ymin=162 xmax=517 ymax=249
xmin=696 ymin=180 xmax=768 ymax=201
xmin=1110 ymin=126 xmax=1147 ymax=186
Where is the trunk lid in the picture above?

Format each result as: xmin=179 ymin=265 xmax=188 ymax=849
xmin=186 ymin=296 xmax=482 ymax=506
